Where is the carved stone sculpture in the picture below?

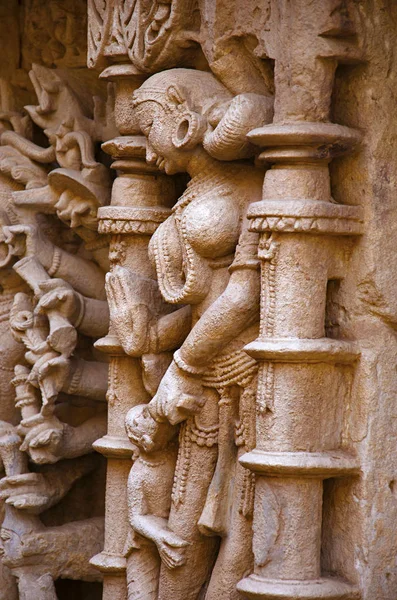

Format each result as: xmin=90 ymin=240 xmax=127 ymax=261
xmin=0 ymin=1 xmax=396 ymax=599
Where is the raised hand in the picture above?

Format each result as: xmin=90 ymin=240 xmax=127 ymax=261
xmin=149 ymin=360 xmax=205 ymax=426
xmin=3 ymin=224 xmax=53 ymax=267
xmin=105 ymin=265 xmax=153 ymax=356
xmin=35 ymin=278 xmax=80 ymax=322
xmin=18 ymin=415 xmax=69 ymax=465
xmin=0 ymin=472 xmax=59 ymax=514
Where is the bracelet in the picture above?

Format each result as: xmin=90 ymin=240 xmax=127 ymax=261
xmin=173 ymin=350 xmax=206 ymax=376
xmin=48 ymin=246 xmax=62 ymax=277
xmin=73 ymin=292 xmax=86 ymax=329
xmin=67 ymin=359 xmax=85 ymax=396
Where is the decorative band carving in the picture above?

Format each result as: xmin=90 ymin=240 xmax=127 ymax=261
xmin=90 ymin=551 xmax=127 ymax=573
xmin=98 ymin=206 xmax=172 ymax=235
xmin=245 ymin=338 xmax=360 ymax=364
xmin=248 ymin=200 xmax=364 ymax=235
xmin=93 ymin=434 xmax=135 ymax=458
xmin=237 ymin=575 xmax=360 ymax=600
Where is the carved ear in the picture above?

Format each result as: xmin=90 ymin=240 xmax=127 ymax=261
xmin=166 ymin=84 xmax=185 ymax=106
xmin=172 ymin=111 xmax=207 ymax=150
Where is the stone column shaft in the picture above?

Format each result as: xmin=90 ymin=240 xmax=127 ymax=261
xmin=238 ymin=124 xmax=363 ymax=600
xmin=89 ymin=66 xmax=174 ymax=600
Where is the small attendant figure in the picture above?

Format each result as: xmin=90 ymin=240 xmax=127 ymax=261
xmin=124 ymin=404 xmax=189 ymax=600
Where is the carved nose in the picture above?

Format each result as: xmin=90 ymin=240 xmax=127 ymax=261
xmin=146 ymin=145 xmax=158 ymax=165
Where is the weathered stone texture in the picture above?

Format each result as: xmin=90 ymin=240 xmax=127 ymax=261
xmin=0 ymin=1 xmax=395 ymax=600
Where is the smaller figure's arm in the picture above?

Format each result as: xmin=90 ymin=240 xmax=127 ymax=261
xmin=0 ymin=453 xmax=99 ymax=514
xmin=129 ymin=514 xmax=188 ymax=570
xmin=129 ymin=514 xmax=169 ymax=542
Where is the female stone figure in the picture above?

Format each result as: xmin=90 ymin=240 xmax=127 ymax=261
xmin=108 ymin=68 xmax=273 ymax=599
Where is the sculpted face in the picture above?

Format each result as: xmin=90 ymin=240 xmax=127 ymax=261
xmin=125 ymin=404 xmax=176 ymax=453
xmin=135 ymin=102 xmax=191 ymax=175
xmin=55 ymin=189 xmax=98 ymax=231
xmin=125 ymin=404 xmax=160 ymax=453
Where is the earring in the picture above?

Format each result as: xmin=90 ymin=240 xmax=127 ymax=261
xmin=172 ymin=111 xmax=207 ymax=150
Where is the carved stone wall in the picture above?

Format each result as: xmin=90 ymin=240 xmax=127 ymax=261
xmin=0 ymin=1 xmax=395 ymax=600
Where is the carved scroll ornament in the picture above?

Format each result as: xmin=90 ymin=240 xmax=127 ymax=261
xmin=88 ymin=0 xmax=200 ymax=71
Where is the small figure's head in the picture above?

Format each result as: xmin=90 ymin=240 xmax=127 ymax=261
xmin=125 ymin=404 xmax=176 ymax=453
xmin=132 ymin=68 xmax=273 ymax=175
xmin=49 ymin=163 xmax=110 ymax=232
xmin=0 ymin=528 xmax=22 ymax=565
xmin=53 ymin=188 xmax=98 ymax=231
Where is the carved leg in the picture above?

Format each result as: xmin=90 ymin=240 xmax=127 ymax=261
xmin=204 ymin=382 xmax=256 ymax=599
xmin=204 ymin=459 xmax=254 ymax=600
xmin=126 ymin=545 xmax=160 ymax=600
xmin=0 ymin=560 xmax=18 ymax=600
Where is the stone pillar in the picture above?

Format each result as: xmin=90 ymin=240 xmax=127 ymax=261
xmin=237 ymin=123 xmax=364 ymax=599
xmin=89 ymin=64 xmax=174 ymax=600
xmin=237 ymin=3 xmax=364 ymax=598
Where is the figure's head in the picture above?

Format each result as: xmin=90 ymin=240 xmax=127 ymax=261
xmin=125 ymin=404 xmax=176 ymax=453
xmin=49 ymin=163 xmax=110 ymax=232
xmin=0 ymin=528 xmax=21 ymax=564
xmin=133 ymin=69 xmax=230 ymax=175
xmin=54 ymin=188 xmax=98 ymax=231
xmin=132 ymin=68 xmax=274 ymax=173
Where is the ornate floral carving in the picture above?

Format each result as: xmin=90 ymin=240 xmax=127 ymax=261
xmin=88 ymin=0 xmax=200 ymax=71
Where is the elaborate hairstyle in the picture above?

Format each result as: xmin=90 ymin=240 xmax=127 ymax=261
xmin=133 ymin=68 xmax=273 ymax=161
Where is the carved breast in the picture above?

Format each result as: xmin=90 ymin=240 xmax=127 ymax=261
xmin=183 ymin=195 xmax=241 ymax=259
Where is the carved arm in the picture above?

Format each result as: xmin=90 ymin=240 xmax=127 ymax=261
xmin=178 ymin=267 xmax=260 ymax=370
xmin=4 ymin=225 xmax=106 ymax=299
xmin=151 ymin=305 xmax=192 ymax=354
xmin=0 ymin=454 xmax=100 ymax=514
xmin=62 ymin=358 xmax=109 ymax=402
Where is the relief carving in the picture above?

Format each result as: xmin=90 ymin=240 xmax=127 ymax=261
xmin=0 ymin=1 xmax=392 ymax=600
xmin=0 ymin=55 xmax=112 ymax=598
xmin=88 ymin=0 xmax=201 ymax=71
xmin=102 ymin=67 xmax=272 ymax=599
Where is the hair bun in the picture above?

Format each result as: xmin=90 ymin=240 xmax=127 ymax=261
xmin=203 ymin=93 xmax=274 ymax=161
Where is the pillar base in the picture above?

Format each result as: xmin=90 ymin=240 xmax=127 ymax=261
xmin=237 ymin=575 xmax=360 ymax=600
